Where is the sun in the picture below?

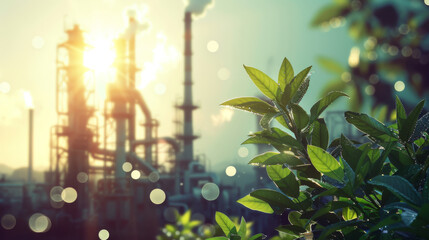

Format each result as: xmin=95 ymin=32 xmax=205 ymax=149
xmin=84 ymin=39 xmax=116 ymax=71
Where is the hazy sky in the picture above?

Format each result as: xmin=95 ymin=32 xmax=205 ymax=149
xmin=0 ymin=0 xmax=353 ymax=170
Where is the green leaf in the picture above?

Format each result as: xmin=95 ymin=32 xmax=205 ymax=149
xmin=215 ymin=212 xmax=236 ymax=236
xmin=307 ymin=145 xmax=344 ymax=182
xmin=305 ymin=201 xmax=357 ymax=228
xmin=267 ymin=165 xmax=299 ymax=198
xmin=244 ymin=65 xmax=279 ymax=100
xmin=368 ymin=175 xmax=422 ymax=205
xmin=389 ymin=149 xmax=414 ymax=169
xmin=400 ymin=99 xmax=425 ymax=142
xmin=291 ymin=77 xmax=310 ymax=104
xmin=237 ymin=194 xmax=274 ymax=214
xmin=288 ymin=211 xmax=307 ymax=228
xmin=221 ymin=97 xmax=277 ymax=116
xmin=317 ymin=56 xmax=346 ymax=74
xmin=248 ymin=233 xmax=266 ymax=240
xmin=250 ymin=189 xmax=298 ymax=213
xmin=248 ymin=152 xmax=278 ymax=165
xmin=340 ymin=134 xmax=361 ymax=170
xmin=345 ymin=111 xmax=397 ymax=141
xmin=275 ymin=225 xmax=306 ymax=235
xmin=410 ymin=113 xmax=429 ymax=142
xmin=395 ymin=96 xmax=407 ymax=136
xmin=290 ymin=103 xmax=309 ymax=131
xmin=319 ymin=219 xmax=362 ymax=240
xmin=207 ymin=237 xmax=229 ymax=240
xmin=359 ymin=215 xmax=401 ymax=240
xmin=180 ymin=210 xmax=191 ymax=225
xmin=260 ymin=112 xmax=280 ymax=130
xmin=278 ymin=57 xmax=294 ymax=91
xmin=290 ymin=66 xmax=312 ymax=100
xmin=311 ymin=119 xmax=329 ymax=150
xmin=342 ymin=207 xmax=358 ymax=220
xmin=263 ymin=152 xmax=303 ymax=166
xmin=310 ymin=91 xmax=348 ymax=124
xmin=237 ymin=217 xmax=246 ymax=238
xmin=247 ymin=128 xmax=304 ymax=151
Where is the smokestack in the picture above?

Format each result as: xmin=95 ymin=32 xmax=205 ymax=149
xmin=23 ymin=91 xmax=34 ymax=185
xmin=28 ymin=108 xmax=33 ymax=185
xmin=178 ymin=12 xmax=198 ymax=167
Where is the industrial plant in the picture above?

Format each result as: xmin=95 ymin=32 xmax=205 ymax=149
xmin=0 ymin=8 xmax=241 ymax=240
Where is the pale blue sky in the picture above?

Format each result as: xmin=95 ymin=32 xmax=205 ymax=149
xmin=0 ymin=0 xmax=353 ymax=170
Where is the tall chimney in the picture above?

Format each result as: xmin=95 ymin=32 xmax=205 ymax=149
xmin=178 ymin=12 xmax=198 ymax=169
xmin=28 ymin=108 xmax=33 ymax=185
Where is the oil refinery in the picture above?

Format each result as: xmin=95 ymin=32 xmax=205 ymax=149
xmin=0 ymin=9 xmax=239 ymax=240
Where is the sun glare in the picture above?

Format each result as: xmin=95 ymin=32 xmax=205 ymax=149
xmin=84 ymin=39 xmax=116 ymax=71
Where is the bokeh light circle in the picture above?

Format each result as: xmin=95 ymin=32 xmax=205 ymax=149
xmin=238 ymin=147 xmax=249 ymax=158
xmin=131 ymin=170 xmax=141 ymax=180
xmin=207 ymin=40 xmax=219 ymax=53
xmin=201 ymin=183 xmax=220 ymax=201
xmin=77 ymin=172 xmax=89 ymax=183
xmin=150 ymin=188 xmax=166 ymax=205
xmin=122 ymin=162 xmax=132 ymax=172
xmin=50 ymin=186 xmax=64 ymax=202
xmin=29 ymin=213 xmax=51 ymax=233
xmin=1 ymin=214 xmax=16 ymax=230
xmin=99 ymin=229 xmax=110 ymax=240
xmin=394 ymin=81 xmax=405 ymax=92
xmin=148 ymin=172 xmax=160 ymax=182
xmin=61 ymin=187 xmax=78 ymax=203
xmin=365 ymin=85 xmax=375 ymax=95
xmin=225 ymin=166 xmax=237 ymax=177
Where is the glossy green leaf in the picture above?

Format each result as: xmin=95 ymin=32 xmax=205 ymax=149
xmin=278 ymin=57 xmax=294 ymax=90
xmin=291 ymin=77 xmax=310 ymax=104
xmin=248 ymin=152 xmax=278 ymax=165
xmin=221 ymin=97 xmax=277 ymax=116
xmin=290 ymin=66 xmax=312 ymax=100
xmin=244 ymin=65 xmax=279 ymax=100
xmin=340 ymin=134 xmax=361 ymax=170
xmin=260 ymin=112 xmax=280 ymax=130
xmin=311 ymin=119 xmax=329 ymax=150
xmin=264 ymin=152 xmax=303 ymax=166
xmin=237 ymin=217 xmax=246 ymax=238
xmin=410 ymin=113 xmax=429 ymax=142
xmin=250 ymin=189 xmax=298 ymax=213
xmin=342 ymin=207 xmax=358 ymax=220
xmin=395 ymin=96 xmax=407 ymax=135
xmin=359 ymin=215 xmax=401 ymax=240
xmin=267 ymin=165 xmax=299 ymax=198
xmin=310 ymin=91 xmax=348 ymax=124
xmin=237 ymin=194 xmax=274 ymax=214
xmin=288 ymin=211 xmax=307 ymax=229
xmin=368 ymin=175 xmax=422 ymax=205
xmin=345 ymin=111 xmax=397 ymax=141
xmin=248 ymin=233 xmax=266 ymax=240
xmin=276 ymin=225 xmax=306 ymax=235
xmin=400 ymin=99 xmax=425 ymax=142
xmin=307 ymin=145 xmax=344 ymax=182
xmin=319 ymin=219 xmax=362 ymax=240
xmin=290 ymin=103 xmax=309 ymax=131
xmin=215 ymin=212 xmax=236 ymax=236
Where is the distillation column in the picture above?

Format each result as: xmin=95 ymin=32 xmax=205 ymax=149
xmin=60 ymin=25 xmax=91 ymax=218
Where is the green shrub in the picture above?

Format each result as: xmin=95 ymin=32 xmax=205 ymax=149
xmin=214 ymin=57 xmax=429 ymax=239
